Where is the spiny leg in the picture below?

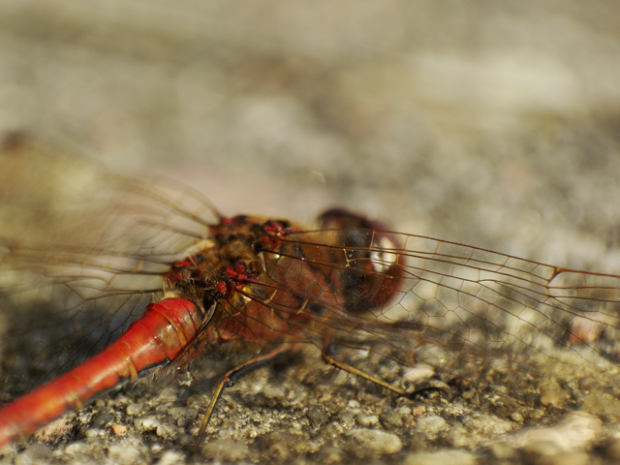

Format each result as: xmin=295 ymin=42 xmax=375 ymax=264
xmin=194 ymin=344 xmax=293 ymax=444
xmin=321 ymin=341 xmax=406 ymax=396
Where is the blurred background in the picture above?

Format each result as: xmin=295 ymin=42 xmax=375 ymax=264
xmin=2 ymin=0 xmax=620 ymax=274
xmin=2 ymin=1 xmax=620 ymax=462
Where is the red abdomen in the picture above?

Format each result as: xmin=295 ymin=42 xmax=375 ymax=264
xmin=0 ymin=298 xmax=202 ymax=447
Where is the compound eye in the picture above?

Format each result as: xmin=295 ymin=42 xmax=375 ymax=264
xmin=318 ymin=208 xmax=372 ymax=230
xmin=370 ymin=233 xmax=399 ymax=273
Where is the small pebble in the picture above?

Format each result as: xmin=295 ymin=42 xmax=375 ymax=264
xmin=380 ymin=409 xmax=403 ymax=428
xmin=403 ymin=366 xmax=435 ymax=383
xmin=111 ymin=424 xmax=128 ymax=436
xmin=344 ymin=428 xmax=403 ymax=455
xmin=92 ymin=412 xmax=114 ymax=428
xmin=307 ymin=405 xmax=329 ymax=427
xmin=347 ymin=400 xmax=360 ymax=409
xmin=416 ymin=415 xmax=448 ymax=436
xmin=357 ymin=413 xmax=380 ymax=427
xmin=134 ymin=416 xmax=161 ymax=432
xmin=463 ymin=413 xmax=513 ymax=437
xmin=157 ymin=450 xmax=186 ymax=465
xmin=84 ymin=428 xmax=106 ymax=439
xmin=64 ymin=441 xmax=92 ymax=456
xmin=201 ymin=438 xmax=250 ymax=462
xmin=157 ymin=387 xmax=179 ymax=402
xmin=126 ymin=403 xmax=143 ymax=416
xmin=522 ymin=443 xmax=590 ymax=465
xmin=33 ymin=417 xmax=74 ymax=443
xmin=156 ymin=423 xmax=179 ymax=440
xmin=107 ymin=443 xmax=145 ymax=465
xmin=15 ymin=444 xmax=52 ymax=465
xmin=412 ymin=405 xmax=427 ymax=416
xmin=539 ymin=379 xmax=568 ymax=408
xmin=338 ymin=410 xmax=357 ymax=429
xmin=490 ymin=412 xmax=602 ymax=452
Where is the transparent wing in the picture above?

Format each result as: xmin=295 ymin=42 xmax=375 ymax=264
xmin=2 ymin=133 xmax=620 ymax=405
xmin=0 ymin=135 xmax=217 ymax=393
xmin=255 ymin=230 xmax=620 ymax=381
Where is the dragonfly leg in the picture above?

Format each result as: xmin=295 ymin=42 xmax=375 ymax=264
xmin=321 ymin=342 xmax=406 ymax=396
xmin=195 ymin=344 xmax=293 ymax=442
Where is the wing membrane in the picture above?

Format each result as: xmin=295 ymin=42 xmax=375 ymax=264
xmin=2 ymin=134 xmax=620 ymax=401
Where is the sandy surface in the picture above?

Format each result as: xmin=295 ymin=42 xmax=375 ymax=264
xmin=2 ymin=1 xmax=620 ymax=464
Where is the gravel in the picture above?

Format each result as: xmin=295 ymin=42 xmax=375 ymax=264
xmin=2 ymin=1 xmax=620 ymax=464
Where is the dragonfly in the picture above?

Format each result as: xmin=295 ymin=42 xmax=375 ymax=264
xmin=0 ymin=134 xmax=619 ymax=451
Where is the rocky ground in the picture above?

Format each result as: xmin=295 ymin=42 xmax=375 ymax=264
xmin=2 ymin=1 xmax=620 ymax=464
